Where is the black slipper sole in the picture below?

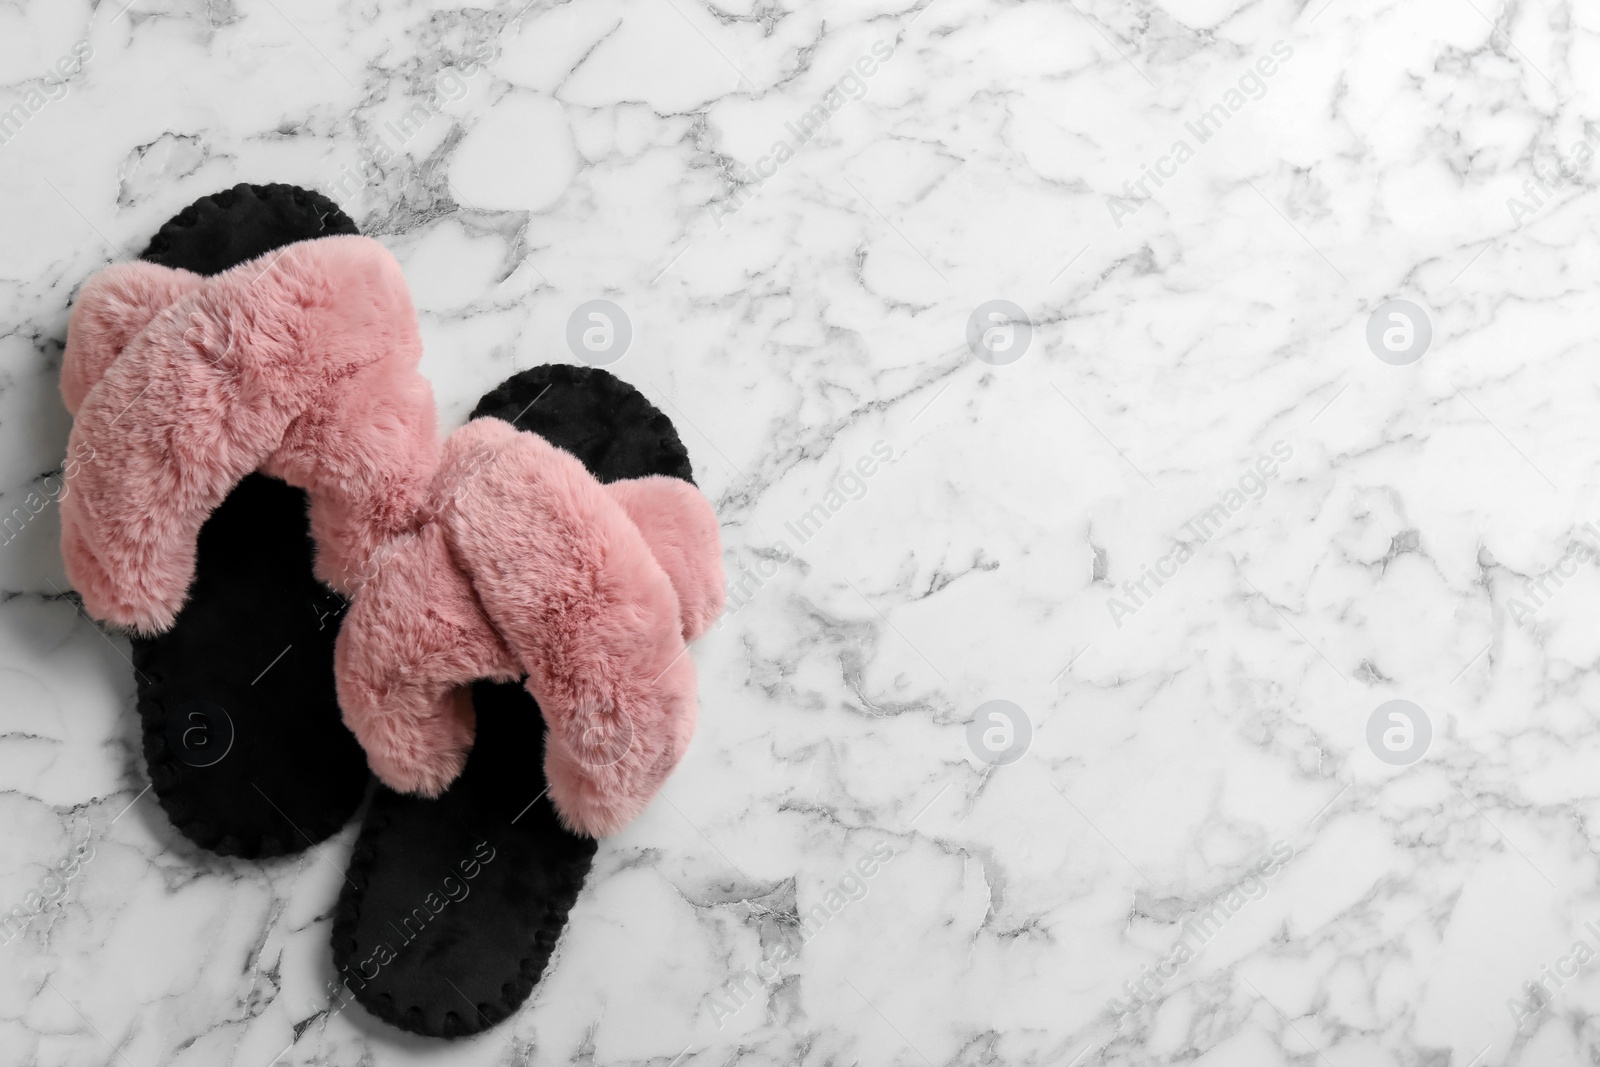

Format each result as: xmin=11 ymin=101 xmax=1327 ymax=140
xmin=126 ymin=183 xmax=371 ymax=858
xmin=331 ymin=365 xmax=695 ymax=1037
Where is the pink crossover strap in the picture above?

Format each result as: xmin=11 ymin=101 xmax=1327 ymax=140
xmin=59 ymin=236 xmax=438 ymax=633
xmin=335 ymin=417 xmax=725 ymax=837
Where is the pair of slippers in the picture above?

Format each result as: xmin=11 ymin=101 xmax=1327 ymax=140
xmin=58 ymin=184 xmax=724 ymax=1037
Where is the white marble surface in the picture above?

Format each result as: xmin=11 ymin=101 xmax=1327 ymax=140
xmin=2 ymin=0 xmax=1600 ymax=1063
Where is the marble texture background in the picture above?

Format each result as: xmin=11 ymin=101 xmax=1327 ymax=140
xmin=2 ymin=0 xmax=1599 ymax=1064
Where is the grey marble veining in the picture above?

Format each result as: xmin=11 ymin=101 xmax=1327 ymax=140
xmin=2 ymin=0 xmax=1599 ymax=1064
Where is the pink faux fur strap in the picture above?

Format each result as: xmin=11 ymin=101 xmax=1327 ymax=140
xmin=335 ymin=417 xmax=725 ymax=838
xmin=60 ymin=237 xmax=439 ymax=633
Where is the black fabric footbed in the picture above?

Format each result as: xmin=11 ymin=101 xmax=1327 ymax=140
xmin=128 ymin=183 xmax=369 ymax=859
xmin=332 ymin=365 xmax=697 ymax=1039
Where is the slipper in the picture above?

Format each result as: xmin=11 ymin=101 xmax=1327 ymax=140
xmin=59 ymin=186 xmax=437 ymax=857
xmin=330 ymin=364 xmax=724 ymax=1037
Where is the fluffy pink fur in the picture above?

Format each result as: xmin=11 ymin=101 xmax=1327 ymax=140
xmin=606 ymin=477 xmax=726 ymax=642
xmin=332 ymin=521 xmax=492 ymax=794
xmin=61 ymin=266 xmax=203 ymax=416
xmin=60 ymin=237 xmax=439 ymax=632
xmin=336 ymin=417 xmax=725 ymax=837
